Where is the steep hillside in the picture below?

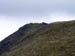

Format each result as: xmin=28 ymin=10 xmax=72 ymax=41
xmin=0 ymin=21 xmax=75 ymax=56
xmin=0 ymin=23 xmax=47 ymax=55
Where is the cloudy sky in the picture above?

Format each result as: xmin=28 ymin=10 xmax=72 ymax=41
xmin=0 ymin=0 xmax=75 ymax=41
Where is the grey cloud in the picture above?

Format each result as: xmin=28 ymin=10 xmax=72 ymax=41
xmin=0 ymin=0 xmax=75 ymax=17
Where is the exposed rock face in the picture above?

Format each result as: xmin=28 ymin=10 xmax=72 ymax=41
xmin=0 ymin=21 xmax=75 ymax=56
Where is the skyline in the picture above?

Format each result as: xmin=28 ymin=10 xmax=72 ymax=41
xmin=0 ymin=0 xmax=75 ymax=41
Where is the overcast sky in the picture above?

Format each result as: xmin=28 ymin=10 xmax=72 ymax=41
xmin=0 ymin=0 xmax=75 ymax=41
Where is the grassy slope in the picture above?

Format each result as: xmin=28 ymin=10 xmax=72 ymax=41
xmin=0 ymin=23 xmax=47 ymax=55
xmin=1 ymin=21 xmax=75 ymax=56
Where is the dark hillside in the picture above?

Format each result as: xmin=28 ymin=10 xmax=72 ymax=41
xmin=0 ymin=21 xmax=75 ymax=56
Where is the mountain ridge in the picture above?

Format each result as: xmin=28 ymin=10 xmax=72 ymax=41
xmin=0 ymin=21 xmax=75 ymax=56
xmin=0 ymin=22 xmax=48 ymax=55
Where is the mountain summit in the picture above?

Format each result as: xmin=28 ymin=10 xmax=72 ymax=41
xmin=0 ymin=21 xmax=75 ymax=56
